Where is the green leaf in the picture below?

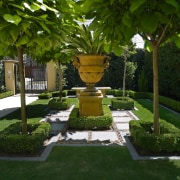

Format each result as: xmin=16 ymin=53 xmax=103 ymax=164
xmin=3 ymin=14 xmax=22 ymax=25
xmin=38 ymin=14 xmax=48 ymax=20
xmin=141 ymin=14 xmax=158 ymax=33
xmin=144 ymin=41 xmax=152 ymax=52
xmin=130 ymin=0 xmax=146 ymax=12
xmin=16 ymin=35 xmax=29 ymax=46
xmin=174 ymin=34 xmax=180 ymax=48
xmin=55 ymin=53 xmax=61 ymax=59
xmin=0 ymin=22 xmax=9 ymax=30
xmin=31 ymin=3 xmax=41 ymax=11
xmin=10 ymin=27 xmax=19 ymax=42
xmin=165 ymin=0 xmax=179 ymax=9
xmin=38 ymin=22 xmax=51 ymax=33
xmin=112 ymin=45 xmax=124 ymax=56
xmin=23 ymin=2 xmax=34 ymax=12
xmin=9 ymin=3 xmax=25 ymax=11
xmin=123 ymin=12 xmax=132 ymax=27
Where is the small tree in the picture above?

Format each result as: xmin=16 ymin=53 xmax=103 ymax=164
xmin=77 ymin=0 xmax=180 ymax=134
xmin=38 ymin=46 xmax=72 ymax=102
xmin=0 ymin=0 xmax=71 ymax=134
xmin=121 ymin=45 xmax=136 ymax=98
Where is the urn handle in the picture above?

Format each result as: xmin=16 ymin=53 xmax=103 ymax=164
xmin=73 ymin=56 xmax=80 ymax=69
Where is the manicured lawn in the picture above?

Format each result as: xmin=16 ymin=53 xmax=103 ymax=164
xmin=0 ymin=97 xmax=180 ymax=180
xmin=0 ymin=99 xmax=49 ymax=131
xmin=133 ymin=99 xmax=180 ymax=128
xmin=0 ymin=146 xmax=180 ymax=180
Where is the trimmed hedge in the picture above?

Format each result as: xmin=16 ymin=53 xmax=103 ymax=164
xmin=48 ymin=97 xmax=70 ymax=110
xmin=52 ymin=90 xmax=67 ymax=97
xmin=0 ymin=122 xmax=50 ymax=155
xmin=111 ymin=97 xmax=134 ymax=110
xmin=38 ymin=92 xmax=52 ymax=99
xmin=68 ymin=105 xmax=113 ymax=130
xmin=129 ymin=90 xmax=180 ymax=112
xmin=0 ymin=91 xmax=13 ymax=99
xmin=129 ymin=120 xmax=180 ymax=153
xmin=106 ymin=89 xmax=129 ymax=97
xmin=67 ymin=90 xmax=76 ymax=96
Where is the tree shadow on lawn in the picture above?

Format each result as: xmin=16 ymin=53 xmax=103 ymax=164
xmin=0 ymin=104 xmax=48 ymax=121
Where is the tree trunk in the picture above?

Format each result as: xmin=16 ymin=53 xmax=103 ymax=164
xmin=17 ymin=46 xmax=27 ymax=134
xmin=152 ymin=45 xmax=160 ymax=134
xmin=122 ymin=56 xmax=127 ymax=98
xmin=58 ymin=60 xmax=63 ymax=102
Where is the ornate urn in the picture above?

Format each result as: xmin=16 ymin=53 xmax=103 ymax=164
xmin=73 ymin=55 xmax=110 ymax=91
xmin=73 ymin=54 xmax=110 ymax=116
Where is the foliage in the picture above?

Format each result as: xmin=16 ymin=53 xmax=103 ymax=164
xmin=62 ymin=24 xmax=108 ymax=55
xmin=130 ymin=91 xmax=180 ymax=112
xmin=0 ymin=122 xmax=50 ymax=155
xmin=138 ymin=68 xmax=148 ymax=92
xmin=52 ymin=90 xmax=67 ymax=97
xmin=38 ymin=92 xmax=52 ymax=99
xmin=68 ymin=105 xmax=113 ymax=130
xmin=48 ymin=97 xmax=70 ymax=110
xmin=111 ymin=97 xmax=134 ymax=110
xmin=76 ymin=0 xmax=180 ymax=135
xmin=0 ymin=0 xmax=65 ymax=134
xmin=129 ymin=120 xmax=180 ymax=153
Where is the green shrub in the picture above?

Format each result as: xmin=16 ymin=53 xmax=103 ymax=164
xmin=0 ymin=122 xmax=50 ymax=155
xmin=129 ymin=120 xmax=180 ymax=153
xmin=48 ymin=97 xmax=70 ymax=110
xmin=111 ymin=97 xmax=134 ymax=110
xmin=159 ymin=95 xmax=180 ymax=113
xmin=106 ymin=89 xmax=115 ymax=95
xmin=114 ymin=89 xmax=123 ymax=97
xmin=38 ymin=92 xmax=52 ymax=99
xmin=52 ymin=90 xmax=67 ymax=97
xmin=67 ymin=90 xmax=76 ymax=96
xmin=129 ymin=91 xmax=179 ymax=112
xmin=0 ymin=91 xmax=13 ymax=99
xmin=68 ymin=105 xmax=113 ymax=130
xmin=129 ymin=91 xmax=149 ymax=99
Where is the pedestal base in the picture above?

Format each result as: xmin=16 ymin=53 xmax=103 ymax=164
xmin=78 ymin=90 xmax=103 ymax=116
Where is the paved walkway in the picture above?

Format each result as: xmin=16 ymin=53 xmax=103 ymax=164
xmin=0 ymin=94 xmax=39 ymax=118
xmin=40 ymin=107 xmax=139 ymax=145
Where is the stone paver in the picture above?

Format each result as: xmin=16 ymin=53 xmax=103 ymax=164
xmin=113 ymin=116 xmax=132 ymax=123
xmin=62 ymin=131 xmax=89 ymax=141
xmin=91 ymin=131 xmax=119 ymax=142
xmin=116 ymin=123 xmax=129 ymax=130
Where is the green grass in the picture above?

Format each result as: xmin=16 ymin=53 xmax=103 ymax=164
xmin=133 ymin=99 xmax=180 ymax=128
xmin=0 ymin=97 xmax=180 ymax=179
xmin=0 ymin=99 xmax=49 ymax=131
xmin=0 ymin=146 xmax=180 ymax=180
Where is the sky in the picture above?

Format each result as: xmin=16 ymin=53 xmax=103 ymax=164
xmin=132 ymin=34 xmax=144 ymax=49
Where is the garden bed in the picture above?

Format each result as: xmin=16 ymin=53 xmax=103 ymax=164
xmin=0 ymin=122 xmax=51 ymax=156
xmin=129 ymin=120 xmax=180 ymax=156
xmin=68 ymin=105 xmax=113 ymax=130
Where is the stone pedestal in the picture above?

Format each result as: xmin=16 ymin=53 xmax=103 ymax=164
xmin=78 ymin=90 xmax=103 ymax=116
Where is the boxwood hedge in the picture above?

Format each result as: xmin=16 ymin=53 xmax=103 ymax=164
xmin=111 ymin=97 xmax=134 ymax=110
xmin=129 ymin=120 xmax=180 ymax=153
xmin=68 ymin=105 xmax=113 ymax=130
xmin=0 ymin=122 xmax=50 ymax=155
